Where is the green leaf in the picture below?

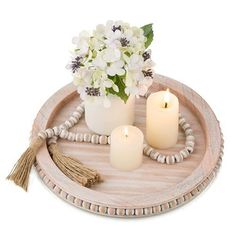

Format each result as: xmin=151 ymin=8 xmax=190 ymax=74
xmin=106 ymin=75 xmax=129 ymax=103
xmin=141 ymin=23 xmax=154 ymax=48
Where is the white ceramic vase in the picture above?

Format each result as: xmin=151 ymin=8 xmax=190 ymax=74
xmin=84 ymin=95 xmax=135 ymax=135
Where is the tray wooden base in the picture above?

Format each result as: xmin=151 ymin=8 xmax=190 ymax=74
xmin=32 ymin=74 xmax=223 ymax=217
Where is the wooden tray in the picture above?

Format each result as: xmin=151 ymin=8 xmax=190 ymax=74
xmin=32 ymin=74 xmax=223 ymax=217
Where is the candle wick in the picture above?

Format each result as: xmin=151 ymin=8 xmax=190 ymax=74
xmin=125 ymin=134 xmax=128 ymax=138
xmin=164 ymin=102 xmax=168 ymax=108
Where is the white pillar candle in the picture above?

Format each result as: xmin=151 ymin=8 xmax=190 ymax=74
xmin=146 ymin=89 xmax=179 ymax=149
xmin=110 ymin=125 xmax=144 ymax=171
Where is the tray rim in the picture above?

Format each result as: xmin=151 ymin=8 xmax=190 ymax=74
xmin=32 ymin=74 xmax=223 ymax=217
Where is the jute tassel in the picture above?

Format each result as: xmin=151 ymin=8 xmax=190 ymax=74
xmin=48 ymin=143 xmax=101 ymax=187
xmin=7 ymin=136 xmax=44 ymax=191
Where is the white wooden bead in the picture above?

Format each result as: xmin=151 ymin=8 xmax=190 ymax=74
xmin=150 ymin=150 xmax=159 ymax=160
xmin=64 ymin=120 xmax=73 ymax=129
xmin=186 ymin=135 xmax=195 ymax=142
xmin=185 ymin=128 xmax=193 ymax=135
xmin=52 ymin=126 xmax=60 ymax=136
xmin=67 ymin=132 xmax=75 ymax=141
xmin=182 ymin=123 xmax=191 ymax=130
xmin=38 ymin=131 xmax=47 ymax=140
xmin=99 ymin=135 xmax=108 ymax=145
xmin=179 ymin=117 xmax=186 ymax=126
xmin=83 ymin=133 xmax=92 ymax=142
xmin=60 ymin=130 xmax=69 ymax=139
xmin=144 ymin=146 xmax=153 ymax=156
xmin=59 ymin=124 xmax=67 ymax=130
xmin=166 ymin=155 xmax=175 ymax=164
xmin=72 ymin=111 xmax=81 ymax=120
xmin=75 ymin=133 xmax=83 ymax=142
xmin=76 ymin=106 xmax=84 ymax=114
xmin=174 ymin=153 xmax=183 ymax=163
xmin=45 ymin=128 xmax=54 ymax=138
xmin=69 ymin=116 xmax=78 ymax=125
xmin=186 ymin=146 xmax=194 ymax=154
xmin=180 ymin=149 xmax=189 ymax=159
xmin=159 ymin=155 xmax=166 ymax=164
xmin=185 ymin=141 xmax=195 ymax=148
xmin=108 ymin=136 xmax=111 ymax=144
xmin=91 ymin=134 xmax=99 ymax=144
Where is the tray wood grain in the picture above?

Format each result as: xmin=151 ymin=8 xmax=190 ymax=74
xmin=32 ymin=74 xmax=223 ymax=217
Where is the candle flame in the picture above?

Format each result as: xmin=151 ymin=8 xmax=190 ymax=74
xmin=163 ymin=88 xmax=170 ymax=108
xmin=124 ymin=127 xmax=129 ymax=138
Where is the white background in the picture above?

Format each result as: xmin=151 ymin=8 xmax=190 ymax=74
xmin=0 ymin=0 xmax=235 ymax=235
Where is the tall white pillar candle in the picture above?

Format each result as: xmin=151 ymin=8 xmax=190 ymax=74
xmin=146 ymin=89 xmax=179 ymax=149
xmin=110 ymin=125 xmax=144 ymax=171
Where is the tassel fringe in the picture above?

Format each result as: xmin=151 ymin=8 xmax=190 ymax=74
xmin=48 ymin=143 xmax=101 ymax=187
xmin=7 ymin=136 xmax=44 ymax=191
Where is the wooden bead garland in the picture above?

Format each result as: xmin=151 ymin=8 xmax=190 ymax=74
xmin=45 ymin=101 xmax=195 ymax=165
xmin=143 ymin=113 xmax=195 ymax=164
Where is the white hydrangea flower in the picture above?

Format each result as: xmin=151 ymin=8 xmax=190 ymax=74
xmin=103 ymin=47 xmax=121 ymax=63
xmin=72 ymin=31 xmax=90 ymax=56
xmin=68 ymin=21 xmax=154 ymax=105
xmin=126 ymin=54 xmax=144 ymax=71
xmin=107 ymin=60 xmax=125 ymax=76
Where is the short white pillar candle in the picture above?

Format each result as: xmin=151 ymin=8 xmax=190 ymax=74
xmin=110 ymin=125 xmax=144 ymax=171
xmin=146 ymin=89 xmax=179 ymax=149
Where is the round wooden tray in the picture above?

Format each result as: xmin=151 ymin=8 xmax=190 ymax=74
xmin=32 ymin=74 xmax=223 ymax=217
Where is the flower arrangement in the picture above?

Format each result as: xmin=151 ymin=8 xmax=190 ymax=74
xmin=67 ymin=21 xmax=155 ymax=106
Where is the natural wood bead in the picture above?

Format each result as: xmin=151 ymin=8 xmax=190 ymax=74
xmin=174 ymin=153 xmax=183 ymax=163
xmin=67 ymin=132 xmax=75 ymax=141
xmin=83 ymin=133 xmax=92 ymax=142
xmin=186 ymin=135 xmax=195 ymax=142
xmin=45 ymin=128 xmax=54 ymax=138
xmin=185 ymin=128 xmax=193 ymax=135
xmin=182 ymin=123 xmax=191 ymax=130
xmin=90 ymin=204 xmax=98 ymax=212
xmin=116 ymin=208 xmax=125 ymax=216
xmin=38 ymin=131 xmax=47 ymax=140
xmin=72 ymin=111 xmax=81 ymax=120
xmin=185 ymin=140 xmax=195 ymax=148
xmin=169 ymin=200 xmax=177 ymax=208
xmin=186 ymin=146 xmax=194 ymax=154
xmin=161 ymin=203 xmax=169 ymax=211
xmin=69 ymin=116 xmax=78 ymax=125
xmin=99 ymin=135 xmax=108 ymax=145
xmin=152 ymin=205 xmax=161 ymax=214
xmin=135 ymin=208 xmax=143 ymax=216
xmin=75 ymin=133 xmax=83 ymax=142
xmin=91 ymin=134 xmax=99 ymax=144
xmin=157 ymin=154 xmax=163 ymax=163
xmin=76 ymin=106 xmax=84 ymax=114
xmin=150 ymin=150 xmax=159 ymax=160
xmin=143 ymin=146 xmax=153 ymax=156
xmin=166 ymin=155 xmax=175 ymax=165
xmin=60 ymin=129 xmax=69 ymax=139
xmin=160 ymin=155 xmax=166 ymax=164
xmin=179 ymin=117 xmax=186 ymax=126
xmin=107 ymin=136 xmax=111 ymax=144
xmin=64 ymin=120 xmax=73 ymax=129
xmin=82 ymin=201 xmax=91 ymax=209
xmin=59 ymin=124 xmax=67 ymax=130
xmin=52 ymin=126 xmax=60 ymax=136
xmin=107 ymin=208 xmax=116 ymax=216
xmin=98 ymin=206 xmax=107 ymax=214
xmin=74 ymin=198 xmax=83 ymax=207
xmin=125 ymin=208 xmax=134 ymax=216
xmin=180 ymin=148 xmax=189 ymax=159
